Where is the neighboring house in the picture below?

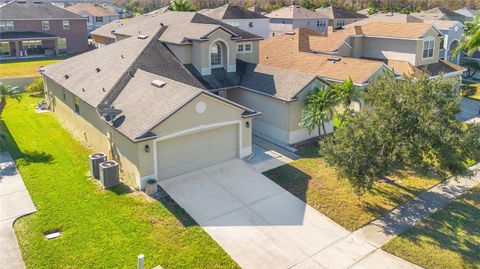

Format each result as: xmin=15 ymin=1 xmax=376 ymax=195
xmin=347 ymin=14 xmax=465 ymax=65
xmin=266 ymin=5 xmax=328 ymax=36
xmin=65 ymin=3 xmax=118 ymax=32
xmin=102 ymin=4 xmax=128 ymax=19
xmin=307 ymin=22 xmax=465 ymax=78
xmin=315 ymin=6 xmax=367 ymax=29
xmin=199 ymin=4 xmax=270 ymax=38
xmin=412 ymin=7 xmax=469 ymax=23
xmin=454 ymin=8 xmax=478 ymax=21
xmin=0 ymin=0 xmax=88 ymax=58
xmin=248 ymin=6 xmax=267 ymax=15
xmin=45 ymin=11 xmax=344 ymax=190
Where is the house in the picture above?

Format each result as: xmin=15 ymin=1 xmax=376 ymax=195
xmin=65 ymin=3 xmax=118 ymax=32
xmin=310 ymin=22 xmax=466 ymax=78
xmin=248 ymin=6 xmax=267 ymax=15
xmin=46 ymin=11 xmax=343 ymax=190
xmin=199 ymin=4 xmax=270 ymax=38
xmin=0 ymin=0 xmax=88 ymax=58
xmin=454 ymin=8 xmax=478 ymax=21
xmin=412 ymin=7 xmax=469 ymax=23
xmin=315 ymin=6 xmax=367 ymax=29
xmin=102 ymin=4 xmax=129 ymax=19
xmin=266 ymin=5 xmax=328 ymax=36
xmin=347 ymin=14 xmax=465 ymax=65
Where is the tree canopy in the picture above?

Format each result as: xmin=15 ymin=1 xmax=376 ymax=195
xmin=321 ymin=74 xmax=480 ymax=191
xmin=455 ymin=14 xmax=480 ymax=57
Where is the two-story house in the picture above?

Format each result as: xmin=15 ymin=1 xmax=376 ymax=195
xmin=315 ymin=6 xmax=367 ymax=30
xmin=0 ymin=0 xmax=88 ymax=58
xmin=266 ymin=5 xmax=328 ymax=36
xmin=454 ymin=8 xmax=478 ymax=21
xmin=65 ymin=3 xmax=118 ymax=32
xmin=199 ymin=4 xmax=270 ymax=38
xmin=412 ymin=7 xmax=469 ymax=23
xmin=46 ymin=11 xmax=352 ymax=190
xmin=102 ymin=4 xmax=129 ymax=19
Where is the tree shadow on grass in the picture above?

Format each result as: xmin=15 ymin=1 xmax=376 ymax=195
xmin=263 ymin=164 xmax=312 ymax=203
xmin=1 ymin=120 xmax=54 ymax=165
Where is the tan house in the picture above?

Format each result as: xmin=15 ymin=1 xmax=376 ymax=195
xmin=44 ymin=10 xmax=345 ymax=189
xmin=266 ymin=5 xmax=329 ymax=36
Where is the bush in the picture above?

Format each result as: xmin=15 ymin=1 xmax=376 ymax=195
xmin=460 ymin=84 xmax=477 ymax=97
xmin=25 ymin=78 xmax=44 ymax=95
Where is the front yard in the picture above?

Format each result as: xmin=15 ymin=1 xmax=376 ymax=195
xmin=264 ymin=143 xmax=442 ymax=231
xmin=463 ymin=83 xmax=480 ymax=101
xmin=0 ymin=57 xmax=68 ymax=78
xmin=2 ymin=95 xmax=238 ymax=268
xmin=382 ymin=184 xmax=480 ymax=269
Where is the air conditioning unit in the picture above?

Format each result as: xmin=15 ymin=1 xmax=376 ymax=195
xmin=99 ymin=160 xmax=120 ymax=189
xmin=89 ymin=153 xmax=106 ymax=180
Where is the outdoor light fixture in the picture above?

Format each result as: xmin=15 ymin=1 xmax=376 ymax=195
xmin=246 ymin=121 xmax=250 ymax=128
xmin=145 ymin=145 xmax=150 ymax=153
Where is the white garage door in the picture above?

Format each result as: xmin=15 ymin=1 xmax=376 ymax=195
xmin=156 ymin=124 xmax=238 ymax=180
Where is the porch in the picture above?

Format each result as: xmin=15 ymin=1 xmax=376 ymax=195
xmin=0 ymin=31 xmax=62 ymax=59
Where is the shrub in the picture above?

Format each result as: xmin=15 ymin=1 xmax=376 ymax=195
xmin=25 ymin=78 xmax=44 ymax=95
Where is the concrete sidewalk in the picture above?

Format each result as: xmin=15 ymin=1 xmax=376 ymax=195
xmin=355 ymin=163 xmax=480 ymax=247
xmin=0 ymin=152 xmax=36 ymax=269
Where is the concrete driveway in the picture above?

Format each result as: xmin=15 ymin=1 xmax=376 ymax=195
xmin=159 ymin=159 xmax=350 ymax=269
xmin=457 ymin=98 xmax=480 ymax=124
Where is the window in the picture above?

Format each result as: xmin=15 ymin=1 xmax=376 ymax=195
xmin=23 ymin=40 xmax=42 ymax=49
xmin=58 ymin=38 xmax=67 ymax=49
xmin=0 ymin=42 xmax=10 ymax=56
xmin=337 ymin=19 xmax=345 ymax=27
xmin=42 ymin=20 xmax=49 ymax=31
xmin=317 ymin=20 xmax=320 ymax=27
xmin=63 ymin=20 xmax=70 ymax=30
xmin=210 ymin=43 xmax=222 ymax=67
xmin=248 ymin=22 xmax=253 ymax=28
xmin=307 ymin=21 xmax=311 ymax=26
xmin=0 ymin=21 xmax=14 ymax=31
xmin=423 ymin=39 xmax=435 ymax=59
xmin=227 ymin=21 xmax=239 ymax=28
xmin=238 ymin=44 xmax=244 ymax=52
xmin=74 ymin=96 xmax=80 ymax=114
xmin=95 ymin=16 xmax=103 ymax=23
xmin=237 ymin=43 xmax=252 ymax=53
xmin=245 ymin=43 xmax=252 ymax=52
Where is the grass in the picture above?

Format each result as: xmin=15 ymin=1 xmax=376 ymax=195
xmin=2 ymin=95 xmax=238 ymax=268
xmin=263 ymin=142 xmax=442 ymax=231
xmin=382 ymin=184 xmax=480 ymax=269
xmin=466 ymin=83 xmax=480 ymax=101
xmin=0 ymin=56 xmax=70 ymax=78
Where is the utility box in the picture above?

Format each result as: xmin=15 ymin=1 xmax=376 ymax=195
xmin=89 ymin=153 xmax=106 ymax=180
xmin=99 ymin=160 xmax=120 ymax=189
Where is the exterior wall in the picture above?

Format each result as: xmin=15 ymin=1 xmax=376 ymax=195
xmin=6 ymin=19 xmax=88 ymax=53
xmin=45 ymin=76 xmax=144 ymax=188
xmin=191 ymin=29 xmax=238 ymax=75
xmin=80 ymin=13 xmax=118 ymax=31
xmin=166 ymin=43 xmax=192 ymax=64
xmin=235 ymin=40 xmax=259 ymax=64
xmin=441 ymin=26 xmax=463 ymax=64
xmin=222 ymin=18 xmax=270 ymax=38
xmin=269 ymin=18 xmax=328 ymax=36
xmin=332 ymin=18 xmax=364 ymax=29
xmin=361 ymin=37 xmax=417 ymax=64
xmin=226 ymin=87 xmax=290 ymax=143
xmin=292 ymin=19 xmax=328 ymax=35
xmin=269 ymin=18 xmax=294 ymax=36
xmin=92 ymin=34 xmax=116 ymax=46
xmin=415 ymin=27 xmax=442 ymax=66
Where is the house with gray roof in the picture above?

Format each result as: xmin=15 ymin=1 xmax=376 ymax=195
xmin=315 ymin=6 xmax=367 ymax=29
xmin=0 ymin=0 xmax=88 ymax=58
xmin=199 ymin=4 xmax=270 ymax=38
xmin=266 ymin=5 xmax=328 ymax=36
xmin=44 ymin=10 xmax=333 ymax=190
xmin=412 ymin=7 xmax=469 ymax=23
xmin=454 ymin=8 xmax=478 ymax=21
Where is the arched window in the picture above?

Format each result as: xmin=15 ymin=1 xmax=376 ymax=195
xmin=210 ymin=43 xmax=222 ymax=67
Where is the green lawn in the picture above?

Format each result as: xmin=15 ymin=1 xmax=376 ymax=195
xmin=2 ymin=95 xmax=238 ymax=268
xmin=383 ymin=184 xmax=480 ymax=269
xmin=263 ymin=143 xmax=442 ymax=231
xmin=0 ymin=57 xmax=67 ymax=78
xmin=468 ymin=83 xmax=480 ymax=101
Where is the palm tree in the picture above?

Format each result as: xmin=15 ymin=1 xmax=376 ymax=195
xmin=331 ymin=77 xmax=362 ymax=126
xmin=170 ymin=0 xmax=192 ymax=11
xmin=454 ymin=14 xmax=480 ymax=57
xmin=0 ymin=82 xmax=21 ymax=118
xmin=300 ymin=87 xmax=337 ymax=141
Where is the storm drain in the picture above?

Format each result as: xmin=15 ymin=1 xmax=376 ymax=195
xmin=44 ymin=230 xmax=62 ymax=240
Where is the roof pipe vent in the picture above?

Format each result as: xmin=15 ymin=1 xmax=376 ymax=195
xmin=137 ymin=34 xmax=149 ymax=39
xmin=64 ymin=75 xmax=69 ymax=79
xmin=96 ymin=67 xmax=101 ymax=73
xmin=151 ymin=80 xmax=166 ymax=88
xmin=327 ymin=57 xmax=341 ymax=62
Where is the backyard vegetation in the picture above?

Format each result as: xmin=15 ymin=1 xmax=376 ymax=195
xmin=383 ymin=184 xmax=480 ymax=269
xmin=0 ymin=57 xmax=66 ymax=78
xmin=2 ymin=95 xmax=238 ymax=268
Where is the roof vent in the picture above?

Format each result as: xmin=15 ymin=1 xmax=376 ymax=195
xmin=137 ymin=34 xmax=149 ymax=39
xmin=285 ymin=31 xmax=296 ymax=35
xmin=327 ymin=57 xmax=341 ymax=62
xmin=64 ymin=75 xmax=69 ymax=79
xmin=33 ymin=1 xmax=42 ymax=3
xmin=17 ymin=0 xmax=26 ymax=3
xmin=82 ymin=88 xmax=86 ymax=92
xmin=151 ymin=80 xmax=166 ymax=88
xmin=96 ymin=67 xmax=101 ymax=73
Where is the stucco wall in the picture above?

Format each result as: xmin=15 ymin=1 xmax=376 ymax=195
xmin=191 ymin=29 xmax=237 ymax=75
xmin=166 ymin=43 xmax=192 ymax=64
xmin=269 ymin=18 xmax=328 ymax=36
xmin=235 ymin=41 xmax=260 ymax=64
xmin=361 ymin=37 xmax=417 ymax=64
xmin=415 ymin=28 xmax=442 ymax=66
xmin=222 ymin=18 xmax=270 ymax=38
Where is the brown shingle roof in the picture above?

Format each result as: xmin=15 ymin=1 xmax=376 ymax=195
xmin=364 ymin=58 xmax=465 ymax=77
xmin=66 ymin=3 xmax=117 ymax=17
xmin=267 ymin=5 xmax=327 ymax=19
xmin=315 ymin=6 xmax=367 ymax=19
xmin=342 ymin=22 xmax=436 ymax=39
xmin=259 ymin=30 xmax=387 ymax=84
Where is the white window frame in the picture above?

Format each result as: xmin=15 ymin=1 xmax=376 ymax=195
xmin=63 ymin=20 xmax=70 ymax=30
xmin=210 ymin=43 xmax=222 ymax=68
xmin=58 ymin=38 xmax=67 ymax=49
xmin=422 ymin=37 xmax=435 ymax=59
xmin=1 ymin=21 xmax=14 ymax=31
xmin=237 ymin=42 xmax=252 ymax=54
xmin=42 ymin=20 xmax=49 ymax=31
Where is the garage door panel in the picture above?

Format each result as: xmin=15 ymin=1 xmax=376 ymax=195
xmin=157 ymin=125 xmax=238 ymax=180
